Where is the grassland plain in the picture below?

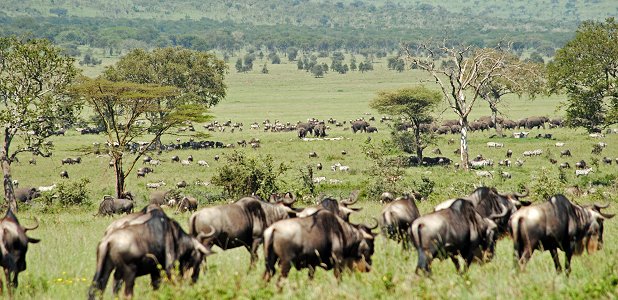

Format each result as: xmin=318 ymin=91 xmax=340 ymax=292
xmin=6 ymin=57 xmax=618 ymax=299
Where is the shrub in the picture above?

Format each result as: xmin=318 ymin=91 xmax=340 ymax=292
xmin=531 ymin=168 xmax=564 ymax=201
xmin=57 ymin=178 xmax=92 ymax=207
xmin=211 ymin=151 xmax=288 ymax=200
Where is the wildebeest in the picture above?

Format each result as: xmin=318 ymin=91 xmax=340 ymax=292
xmin=411 ymin=199 xmax=503 ymax=274
xmin=88 ymin=207 xmax=213 ymax=299
xmin=510 ymin=195 xmax=614 ymax=274
xmin=15 ymin=187 xmax=41 ymax=203
xmin=0 ymin=210 xmax=40 ymax=293
xmin=297 ymin=191 xmax=361 ymax=221
xmin=379 ymin=193 xmax=421 ymax=249
xmin=97 ymin=193 xmax=135 ymax=216
xmin=434 ymin=187 xmax=531 ymax=235
xmin=560 ymin=149 xmax=571 ymax=157
xmin=149 ymin=190 xmax=180 ymax=206
xmin=379 ymin=192 xmax=394 ymax=203
xmin=575 ymin=160 xmax=587 ymax=169
xmin=262 ymin=209 xmax=377 ymax=284
xmin=189 ymin=195 xmax=297 ymax=267
xmin=177 ymin=196 xmax=198 ymax=213
xmin=60 ymin=170 xmax=69 ymax=179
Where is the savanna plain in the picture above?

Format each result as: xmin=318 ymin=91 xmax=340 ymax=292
xmin=8 ymin=58 xmax=618 ymax=299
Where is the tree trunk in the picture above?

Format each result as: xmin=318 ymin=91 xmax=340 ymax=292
xmin=459 ymin=117 xmax=470 ymax=171
xmin=2 ymin=129 xmax=17 ymax=212
xmin=113 ymin=156 xmax=125 ymax=198
xmin=415 ymin=126 xmax=423 ymax=161
xmin=490 ymin=103 xmax=502 ymax=136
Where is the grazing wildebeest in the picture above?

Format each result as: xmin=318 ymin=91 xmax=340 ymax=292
xmin=379 ymin=192 xmax=394 ymax=203
xmin=88 ymin=207 xmax=213 ymax=299
xmin=97 ymin=193 xmax=135 ymax=216
xmin=60 ymin=170 xmax=69 ymax=179
xmin=262 ymin=210 xmax=377 ymax=284
xmin=379 ymin=193 xmax=421 ymax=249
xmin=296 ymin=191 xmax=361 ymax=221
xmin=14 ymin=187 xmax=41 ymax=203
xmin=189 ymin=195 xmax=297 ymax=267
xmin=411 ymin=199 xmax=504 ymax=274
xmin=0 ymin=210 xmax=40 ymax=294
xmin=560 ymin=149 xmax=571 ymax=157
xmin=149 ymin=190 xmax=180 ymax=206
xmin=177 ymin=196 xmax=198 ymax=213
xmin=510 ymin=195 xmax=614 ymax=274
xmin=434 ymin=187 xmax=531 ymax=235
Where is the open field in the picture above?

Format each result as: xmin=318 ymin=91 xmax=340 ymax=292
xmin=6 ymin=57 xmax=618 ymax=299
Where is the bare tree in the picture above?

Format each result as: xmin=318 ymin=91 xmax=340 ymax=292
xmin=478 ymin=54 xmax=545 ymax=135
xmin=405 ymin=41 xmax=518 ymax=170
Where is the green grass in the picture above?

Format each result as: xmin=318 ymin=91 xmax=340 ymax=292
xmin=6 ymin=57 xmax=618 ymax=299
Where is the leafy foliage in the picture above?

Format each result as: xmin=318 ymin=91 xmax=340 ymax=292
xmin=0 ymin=36 xmax=80 ymax=211
xmin=547 ymin=18 xmax=618 ymax=131
xmin=211 ymin=151 xmax=289 ymax=200
xmin=370 ymin=86 xmax=440 ymax=158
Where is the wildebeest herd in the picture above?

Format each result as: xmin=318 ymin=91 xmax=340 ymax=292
xmin=0 ymin=114 xmax=616 ymax=298
xmin=0 ymin=185 xmax=579 ymax=298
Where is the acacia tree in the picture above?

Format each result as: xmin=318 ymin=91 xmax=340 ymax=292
xmin=479 ymin=56 xmax=545 ymax=135
xmin=406 ymin=42 xmax=517 ymax=170
xmin=0 ymin=37 xmax=79 ymax=211
xmin=104 ymin=47 xmax=227 ymax=142
xmin=370 ymin=86 xmax=441 ymax=160
xmin=547 ymin=18 xmax=618 ymax=132
xmin=72 ymin=78 xmax=209 ymax=197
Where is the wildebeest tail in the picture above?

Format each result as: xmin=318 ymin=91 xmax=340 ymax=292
xmin=262 ymin=226 xmax=277 ymax=281
xmin=88 ymin=240 xmax=113 ymax=300
xmin=382 ymin=211 xmax=397 ymax=239
xmin=412 ymin=223 xmax=428 ymax=273
xmin=189 ymin=213 xmax=198 ymax=236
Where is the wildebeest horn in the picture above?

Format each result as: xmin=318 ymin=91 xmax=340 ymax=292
xmin=600 ymin=212 xmax=616 ymax=219
xmin=24 ymin=217 xmax=39 ymax=231
xmin=514 ymin=187 xmax=530 ymax=198
xmin=488 ymin=204 xmax=508 ymax=220
xmin=365 ymin=217 xmax=379 ymax=230
xmin=341 ymin=190 xmax=360 ymax=206
xmin=197 ymin=225 xmax=216 ymax=240
xmin=282 ymin=192 xmax=296 ymax=205
xmin=594 ymin=203 xmax=610 ymax=210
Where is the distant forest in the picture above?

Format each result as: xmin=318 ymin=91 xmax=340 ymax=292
xmin=1 ymin=0 xmax=615 ymax=57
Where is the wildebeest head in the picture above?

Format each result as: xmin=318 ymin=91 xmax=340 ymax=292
xmin=268 ymin=192 xmax=298 ymax=217
xmin=499 ymin=187 xmax=531 ymax=208
xmin=0 ymin=210 xmax=41 ymax=288
xmin=174 ymin=221 xmax=215 ymax=282
xmin=577 ymin=202 xmax=615 ymax=254
xmin=348 ymin=219 xmax=378 ymax=272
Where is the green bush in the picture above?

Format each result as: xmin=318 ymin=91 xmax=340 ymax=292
xmin=57 ymin=179 xmax=92 ymax=207
xmin=211 ymin=151 xmax=288 ymax=200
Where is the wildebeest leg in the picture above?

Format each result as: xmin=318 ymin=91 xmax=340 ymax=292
xmin=249 ymin=238 xmax=262 ymax=269
xmin=307 ymin=265 xmax=316 ymax=280
xmin=3 ymin=269 xmax=11 ymax=298
xmin=549 ymin=248 xmax=562 ymax=273
xmin=123 ymin=267 xmax=137 ymax=299
xmin=112 ymin=270 xmax=123 ymax=295
xmin=276 ymin=260 xmax=292 ymax=289
xmin=150 ymin=272 xmax=162 ymax=290
xmin=450 ymin=256 xmax=461 ymax=273
xmin=564 ymin=249 xmax=573 ymax=276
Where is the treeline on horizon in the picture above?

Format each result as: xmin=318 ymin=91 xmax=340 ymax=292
xmin=0 ymin=15 xmax=568 ymax=57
